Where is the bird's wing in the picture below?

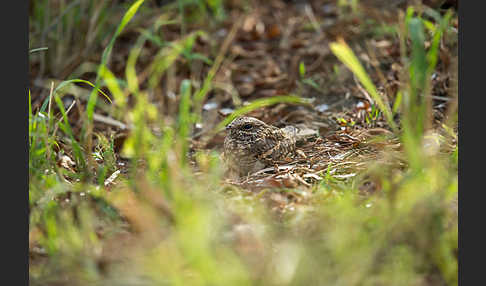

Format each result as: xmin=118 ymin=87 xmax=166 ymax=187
xmin=255 ymin=128 xmax=295 ymax=163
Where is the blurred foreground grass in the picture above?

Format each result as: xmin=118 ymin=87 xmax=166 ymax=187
xmin=29 ymin=1 xmax=457 ymax=285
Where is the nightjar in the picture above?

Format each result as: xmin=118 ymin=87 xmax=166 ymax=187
xmin=223 ymin=116 xmax=312 ymax=177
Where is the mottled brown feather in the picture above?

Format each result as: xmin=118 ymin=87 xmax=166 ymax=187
xmin=223 ymin=117 xmax=298 ymax=177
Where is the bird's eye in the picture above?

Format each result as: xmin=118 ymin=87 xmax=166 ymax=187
xmin=241 ymin=123 xmax=253 ymax=130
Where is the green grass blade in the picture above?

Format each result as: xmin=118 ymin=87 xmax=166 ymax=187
xmin=178 ymin=79 xmax=193 ymax=138
xmin=39 ymin=79 xmax=112 ymax=116
xmin=54 ymin=95 xmax=86 ymax=172
xmin=125 ymin=38 xmax=145 ymax=95
xmin=178 ymin=79 xmax=193 ymax=165
xmin=408 ymin=18 xmax=427 ymax=95
xmin=329 ymin=39 xmax=397 ymax=132
xmin=99 ymin=66 xmax=125 ymax=109
xmin=392 ymin=91 xmax=403 ymax=115
xmin=427 ymin=10 xmax=453 ymax=75
xmin=55 ymin=79 xmax=112 ymax=103
xmin=86 ymin=0 xmax=145 ymax=123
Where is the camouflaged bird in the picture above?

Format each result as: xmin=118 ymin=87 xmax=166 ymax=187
xmin=223 ymin=116 xmax=316 ymax=177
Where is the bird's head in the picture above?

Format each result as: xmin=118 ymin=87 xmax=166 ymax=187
xmin=225 ymin=116 xmax=270 ymax=142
